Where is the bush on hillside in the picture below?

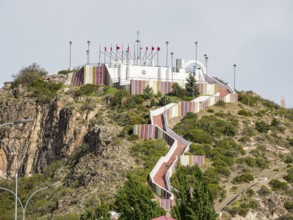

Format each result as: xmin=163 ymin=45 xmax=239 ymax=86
xmin=258 ymin=185 xmax=271 ymax=196
xmin=13 ymin=63 xmax=48 ymax=87
xmin=171 ymin=82 xmax=187 ymax=98
xmin=215 ymin=100 xmax=226 ymax=107
xmin=184 ymin=128 xmax=213 ymax=144
xmin=75 ymin=84 xmax=100 ymax=97
xmin=28 ymin=80 xmax=62 ymax=101
xmin=238 ymin=109 xmax=252 ymax=116
xmin=232 ymin=173 xmax=254 ymax=184
xmin=269 ymin=179 xmax=288 ymax=191
xmin=255 ymin=121 xmax=270 ymax=133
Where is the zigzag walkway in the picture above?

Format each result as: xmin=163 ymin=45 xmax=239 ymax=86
xmin=134 ymin=87 xmax=237 ymax=211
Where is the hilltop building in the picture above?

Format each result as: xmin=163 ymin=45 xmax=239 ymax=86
xmin=65 ymin=43 xmax=235 ymax=100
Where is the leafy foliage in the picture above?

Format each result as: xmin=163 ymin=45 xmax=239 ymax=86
xmin=130 ymin=139 xmax=168 ymax=180
xmin=171 ymin=166 xmax=217 ymax=220
xmin=27 ymin=80 xmax=62 ymax=101
xmin=232 ymin=173 xmax=254 ymax=184
xmin=171 ymin=83 xmax=187 ymax=98
xmin=255 ymin=121 xmax=270 ymax=133
xmin=74 ymin=84 xmax=100 ymax=97
xmin=142 ymin=85 xmax=154 ymax=100
xmin=269 ymin=179 xmax=288 ymax=191
xmin=13 ymin=63 xmax=48 ymax=87
xmin=284 ymin=168 xmax=293 ymax=183
xmin=185 ymin=73 xmax=200 ymax=98
xmin=115 ymin=174 xmax=165 ymax=220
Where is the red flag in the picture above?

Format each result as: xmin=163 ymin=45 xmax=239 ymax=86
xmin=110 ymin=46 xmax=112 ymax=51
xmin=146 ymin=45 xmax=148 ymax=50
xmin=116 ymin=45 xmax=120 ymax=50
xmin=104 ymin=46 xmax=107 ymax=51
xmin=157 ymin=46 xmax=160 ymax=51
xmin=151 ymin=45 xmax=155 ymax=51
xmin=126 ymin=45 xmax=130 ymax=52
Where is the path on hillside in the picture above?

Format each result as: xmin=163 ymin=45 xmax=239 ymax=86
xmin=215 ymin=163 xmax=288 ymax=212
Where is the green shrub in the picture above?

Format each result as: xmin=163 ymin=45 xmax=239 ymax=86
xmin=258 ymin=185 xmax=271 ymax=196
xmin=103 ymin=86 xmax=119 ymax=95
xmin=13 ymin=63 xmax=48 ymax=87
xmin=207 ymin=109 xmax=214 ymax=113
xmin=28 ymin=80 xmax=62 ymax=101
xmin=75 ymin=84 xmax=99 ymax=97
xmin=215 ymin=100 xmax=226 ymax=107
xmin=284 ymin=200 xmax=293 ymax=212
xmin=111 ymin=90 xmax=129 ymax=107
xmin=80 ymin=98 xmax=96 ymax=111
xmin=255 ymin=121 xmax=270 ymax=133
xmin=238 ymin=109 xmax=252 ymax=116
xmin=285 ymin=153 xmax=293 ymax=164
xmin=189 ymin=144 xmax=213 ymax=157
xmin=284 ymin=168 xmax=293 ymax=183
xmin=142 ymin=85 xmax=154 ymax=100
xmin=238 ymin=92 xmax=258 ymax=107
xmin=184 ymin=128 xmax=213 ymax=144
xmin=158 ymin=95 xmax=171 ymax=106
xmin=269 ymin=179 xmax=288 ymax=191
xmin=232 ymin=173 xmax=254 ymax=184
xmin=171 ymin=82 xmax=187 ymax=98
xmin=239 ymin=136 xmax=250 ymax=143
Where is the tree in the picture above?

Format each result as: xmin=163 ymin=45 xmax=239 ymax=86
xmin=143 ymin=85 xmax=154 ymax=100
xmin=13 ymin=63 xmax=48 ymax=86
xmin=185 ymin=73 xmax=199 ymax=98
xmin=115 ymin=174 xmax=165 ymax=220
xmin=171 ymin=166 xmax=217 ymax=220
xmin=172 ymin=83 xmax=187 ymax=98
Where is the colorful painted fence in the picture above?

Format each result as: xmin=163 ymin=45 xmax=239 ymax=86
xmin=159 ymin=198 xmax=175 ymax=211
xmin=71 ymin=68 xmax=84 ymax=86
xmin=166 ymin=101 xmax=200 ymax=120
xmin=197 ymin=83 xmax=218 ymax=95
xmin=133 ymin=124 xmax=175 ymax=146
xmin=68 ymin=65 xmax=111 ymax=87
xmin=179 ymin=155 xmax=205 ymax=167
xmin=130 ymin=80 xmax=173 ymax=95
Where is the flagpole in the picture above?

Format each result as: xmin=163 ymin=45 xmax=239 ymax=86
xmin=116 ymin=44 xmax=118 ymax=64
xmin=122 ymin=44 xmax=124 ymax=64
xmin=157 ymin=46 xmax=160 ymax=67
xmin=99 ymin=45 xmax=101 ymax=65
xmin=133 ymin=43 xmax=136 ymax=65
xmin=110 ymin=45 xmax=112 ymax=67
xmin=104 ymin=46 xmax=106 ymax=64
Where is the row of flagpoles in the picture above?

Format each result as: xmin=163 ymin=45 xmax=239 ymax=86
xmin=99 ymin=44 xmax=161 ymax=67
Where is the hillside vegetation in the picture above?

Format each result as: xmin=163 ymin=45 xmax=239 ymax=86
xmin=0 ymin=64 xmax=292 ymax=219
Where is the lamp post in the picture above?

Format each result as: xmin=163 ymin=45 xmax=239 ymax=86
xmin=194 ymin=41 xmax=198 ymax=74
xmin=171 ymin=52 xmax=174 ymax=83
xmin=204 ymin=54 xmax=208 ymax=82
xmin=0 ymin=119 xmax=33 ymax=220
xmin=86 ymin=50 xmax=89 ymax=64
xmin=233 ymin=64 xmax=237 ymax=90
xmin=0 ymin=182 xmax=61 ymax=220
xmin=69 ymin=41 xmax=72 ymax=70
xmin=166 ymin=41 xmax=169 ymax=67
xmin=87 ymin=40 xmax=90 ymax=64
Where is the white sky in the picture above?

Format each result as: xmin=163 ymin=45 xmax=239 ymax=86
xmin=1 ymin=0 xmax=292 ymax=107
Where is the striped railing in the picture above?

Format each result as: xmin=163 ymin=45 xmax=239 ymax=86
xmin=133 ymin=77 xmax=238 ymax=211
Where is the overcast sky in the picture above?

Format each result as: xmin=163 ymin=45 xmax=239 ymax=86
xmin=1 ymin=0 xmax=292 ymax=107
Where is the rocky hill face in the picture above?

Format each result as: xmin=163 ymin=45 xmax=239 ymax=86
xmin=1 ymin=75 xmax=293 ymax=219
xmin=0 ymin=83 xmax=136 ymax=218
